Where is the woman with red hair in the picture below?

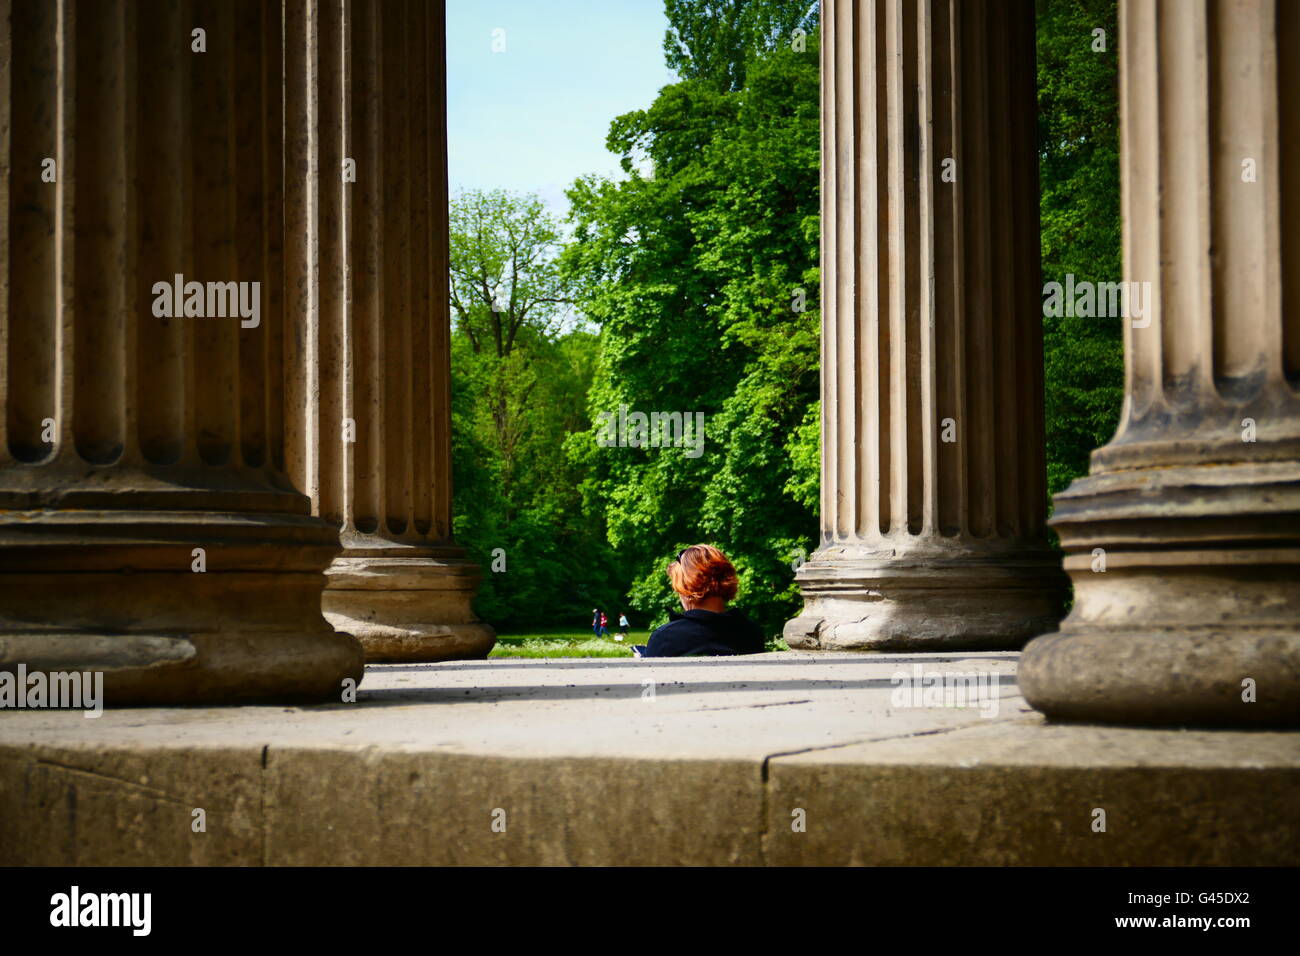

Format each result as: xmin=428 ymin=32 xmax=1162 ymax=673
xmin=638 ymin=544 xmax=765 ymax=657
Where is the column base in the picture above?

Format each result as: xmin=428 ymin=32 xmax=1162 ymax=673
xmin=1021 ymin=462 xmax=1300 ymax=727
xmin=323 ymin=538 xmax=495 ymax=662
xmin=0 ymin=629 xmax=364 ymax=705
xmin=0 ymin=509 xmax=365 ymax=705
xmin=784 ymin=541 xmax=1068 ymax=651
xmin=1020 ymin=555 xmax=1300 ymax=727
xmin=1020 ymin=628 xmax=1300 ymax=728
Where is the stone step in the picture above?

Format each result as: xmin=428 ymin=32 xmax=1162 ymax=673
xmin=1 ymin=653 xmax=1296 ymax=865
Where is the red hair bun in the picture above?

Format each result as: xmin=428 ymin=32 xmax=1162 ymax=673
xmin=667 ymin=544 xmax=738 ymax=602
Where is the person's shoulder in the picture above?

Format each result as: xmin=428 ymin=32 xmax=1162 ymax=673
xmin=723 ymin=608 xmax=767 ymax=649
xmin=645 ymin=613 xmax=700 ymax=656
xmin=650 ymin=613 xmax=688 ymax=635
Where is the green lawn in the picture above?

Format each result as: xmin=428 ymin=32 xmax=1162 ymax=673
xmin=488 ymin=625 xmax=647 ymax=658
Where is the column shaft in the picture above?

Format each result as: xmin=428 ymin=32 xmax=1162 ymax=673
xmin=0 ymin=0 xmax=363 ymax=702
xmin=285 ymin=0 xmax=493 ymax=661
xmin=786 ymin=0 xmax=1066 ymax=650
xmin=1020 ymin=0 xmax=1300 ymax=725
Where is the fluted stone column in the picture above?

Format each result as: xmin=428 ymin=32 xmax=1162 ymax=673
xmin=785 ymin=0 xmax=1067 ymax=650
xmin=284 ymin=0 xmax=494 ymax=662
xmin=0 ymin=0 xmax=364 ymax=702
xmin=1020 ymin=0 xmax=1300 ymax=726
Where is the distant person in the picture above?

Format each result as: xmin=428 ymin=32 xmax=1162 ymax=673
xmin=633 ymin=544 xmax=765 ymax=657
xmin=616 ymin=613 xmax=630 ymax=641
xmin=599 ymin=611 xmax=609 ymax=638
xmin=592 ymin=608 xmax=600 ymax=638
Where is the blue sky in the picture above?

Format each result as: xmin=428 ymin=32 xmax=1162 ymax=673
xmin=445 ymin=0 xmax=676 ymax=219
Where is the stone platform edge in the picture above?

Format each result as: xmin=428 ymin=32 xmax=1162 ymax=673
xmin=2 ymin=717 xmax=1297 ymax=866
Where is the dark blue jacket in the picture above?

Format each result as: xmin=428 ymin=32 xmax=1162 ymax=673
xmin=643 ymin=608 xmax=766 ymax=657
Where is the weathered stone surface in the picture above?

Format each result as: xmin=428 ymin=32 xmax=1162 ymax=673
xmin=321 ymin=547 xmax=494 ymax=662
xmin=0 ymin=0 xmax=363 ymax=704
xmin=264 ymin=750 xmax=762 ymax=866
xmin=785 ymin=0 xmax=1067 ymax=651
xmin=0 ymin=745 xmax=264 ymax=866
xmin=766 ymin=719 xmax=1300 ymax=866
xmin=1 ymin=655 xmax=1294 ymax=865
xmin=787 ymin=546 xmax=1067 ymax=651
xmin=282 ymin=0 xmax=493 ymax=663
xmin=1019 ymin=0 xmax=1300 ymax=727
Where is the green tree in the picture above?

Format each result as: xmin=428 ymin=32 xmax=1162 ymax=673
xmin=449 ymin=191 xmax=624 ymax=628
xmin=449 ymin=189 xmax=571 ymax=515
xmin=663 ymin=0 xmax=819 ymax=91
xmin=564 ymin=17 xmax=821 ymax=638
xmin=1037 ymin=0 xmax=1123 ymax=497
xmin=449 ymin=189 xmax=571 ymax=359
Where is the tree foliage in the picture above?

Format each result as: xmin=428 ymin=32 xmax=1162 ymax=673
xmin=449 ymin=189 xmax=571 ymax=358
xmin=563 ymin=6 xmax=822 ymax=638
xmin=1037 ymin=0 xmax=1123 ymax=497
xmin=663 ymin=0 xmax=820 ymax=91
xmin=449 ymin=190 xmax=625 ymax=628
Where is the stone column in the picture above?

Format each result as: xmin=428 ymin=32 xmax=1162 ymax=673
xmin=0 ymin=0 xmax=363 ymax=702
xmin=1020 ymin=0 xmax=1300 ymax=726
xmin=785 ymin=0 xmax=1067 ymax=650
xmin=284 ymin=0 xmax=494 ymax=662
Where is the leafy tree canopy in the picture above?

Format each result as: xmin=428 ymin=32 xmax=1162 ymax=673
xmin=563 ymin=13 xmax=822 ymax=637
xmin=1037 ymin=0 xmax=1123 ymax=497
xmin=663 ymin=0 xmax=819 ymax=91
xmin=449 ymin=191 xmax=625 ymax=628
xmin=449 ymin=189 xmax=571 ymax=358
